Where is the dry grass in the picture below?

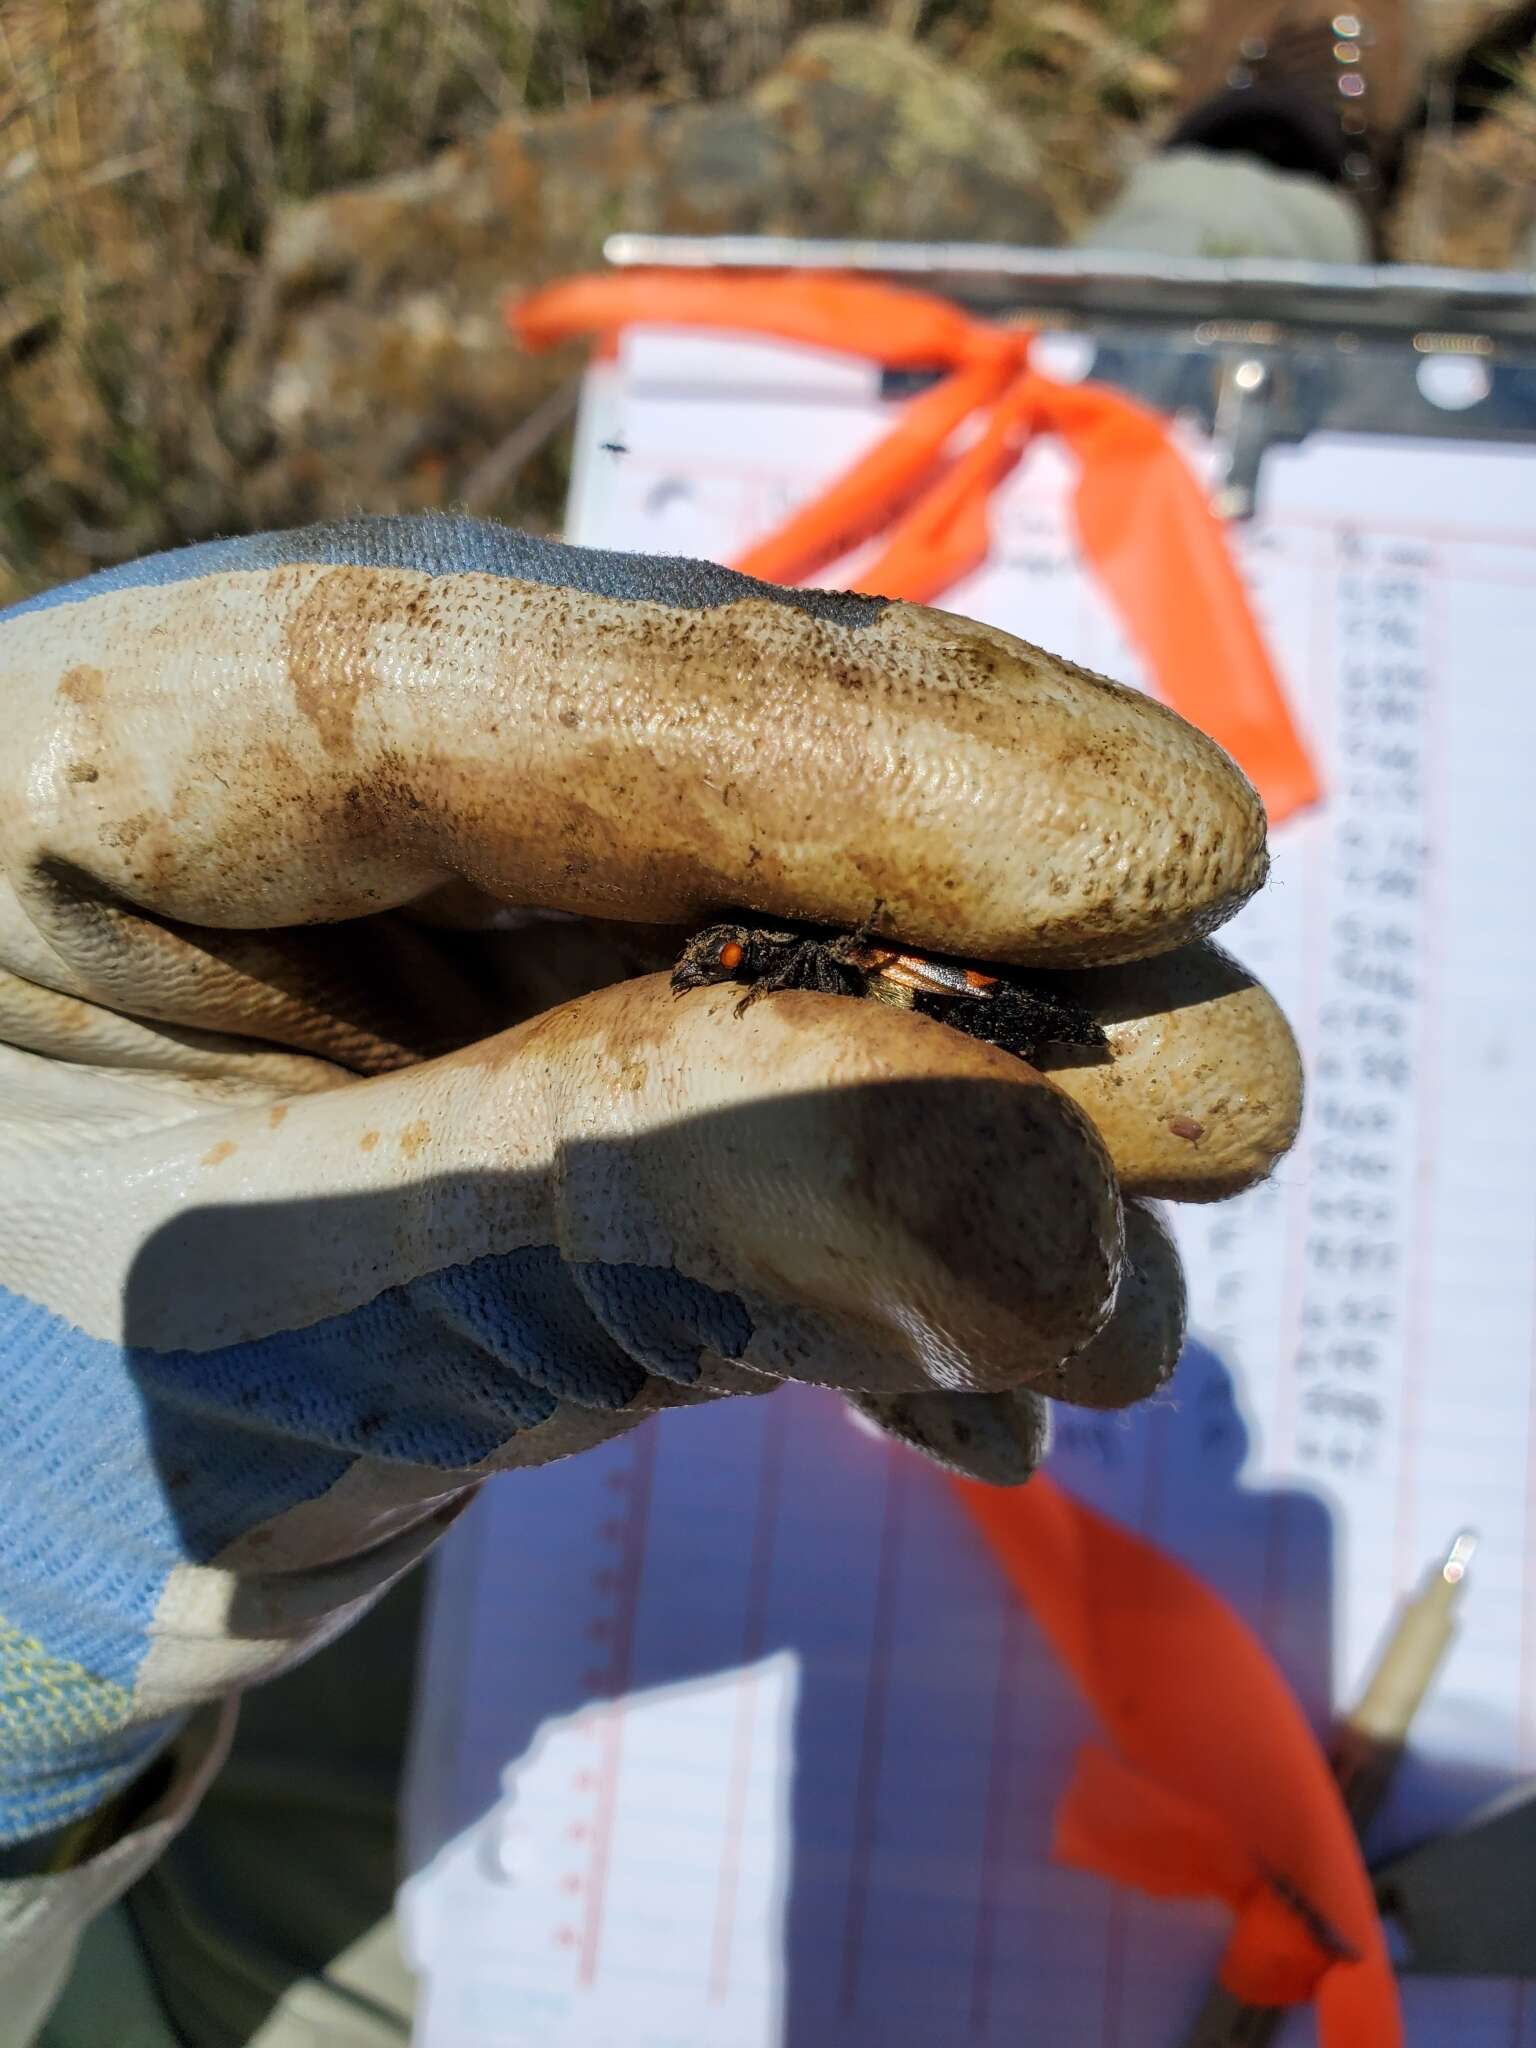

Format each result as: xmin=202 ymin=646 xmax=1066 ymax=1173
xmin=0 ymin=0 xmax=1201 ymax=602
xmin=1392 ymin=40 xmax=1536 ymax=263
xmin=1 ymin=0 xmax=583 ymax=597
xmin=933 ymin=0 xmax=1192 ymax=226
xmin=0 ymin=0 xmax=1526 ymax=605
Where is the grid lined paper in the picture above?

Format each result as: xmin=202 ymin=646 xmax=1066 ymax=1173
xmin=403 ymin=337 xmax=1536 ymax=2046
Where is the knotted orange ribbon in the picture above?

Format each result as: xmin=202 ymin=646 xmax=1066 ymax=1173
xmin=509 ymin=270 xmax=1320 ymax=826
xmin=954 ymin=1474 xmax=1401 ymax=2045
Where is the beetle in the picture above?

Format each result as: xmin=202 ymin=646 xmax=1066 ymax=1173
xmin=670 ymin=918 xmax=1106 ymax=1062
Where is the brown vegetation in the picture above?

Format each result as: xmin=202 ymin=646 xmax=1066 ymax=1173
xmin=0 ymin=1 xmax=1530 ymax=608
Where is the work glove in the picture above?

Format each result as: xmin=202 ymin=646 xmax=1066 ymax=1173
xmin=0 ymin=517 xmax=1300 ymax=1990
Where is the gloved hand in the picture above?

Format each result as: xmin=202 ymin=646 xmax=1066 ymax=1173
xmin=0 ymin=518 xmax=1300 ymax=1897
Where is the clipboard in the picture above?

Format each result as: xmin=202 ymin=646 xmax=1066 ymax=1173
xmin=402 ymin=245 xmax=1536 ymax=2047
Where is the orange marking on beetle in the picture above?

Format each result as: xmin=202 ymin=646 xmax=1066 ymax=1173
xmin=869 ymin=950 xmax=1000 ymax=1000
xmin=718 ymin=939 xmax=744 ymax=971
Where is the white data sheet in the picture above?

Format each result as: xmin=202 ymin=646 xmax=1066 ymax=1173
xmin=404 ymin=333 xmax=1536 ymax=2046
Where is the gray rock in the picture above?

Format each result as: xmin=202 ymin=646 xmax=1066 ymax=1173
xmin=225 ymin=28 xmax=1062 ymax=527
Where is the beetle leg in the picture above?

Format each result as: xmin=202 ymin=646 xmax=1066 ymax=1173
xmin=846 ymin=898 xmax=888 ymax=951
xmin=735 ymin=939 xmax=868 ymax=1007
xmin=738 ymin=940 xmax=823 ymax=1006
xmin=825 ymin=930 xmax=869 ymax=970
xmin=801 ymin=944 xmax=867 ymax=997
xmin=724 ymin=930 xmax=805 ymax=1012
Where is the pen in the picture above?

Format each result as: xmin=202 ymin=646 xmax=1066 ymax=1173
xmin=1180 ymin=1530 xmax=1477 ymax=2047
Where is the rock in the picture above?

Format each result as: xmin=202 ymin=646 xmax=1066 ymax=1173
xmin=749 ymin=27 xmax=1060 ymax=244
xmin=225 ymin=28 xmax=1062 ymax=528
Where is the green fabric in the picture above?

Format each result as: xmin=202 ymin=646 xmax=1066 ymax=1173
xmin=41 ymin=1571 xmax=424 ymax=2048
xmin=38 ymin=1908 xmax=180 ymax=2048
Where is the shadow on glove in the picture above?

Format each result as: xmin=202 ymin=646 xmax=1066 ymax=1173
xmin=6 ymin=1074 xmax=1170 ymax=1848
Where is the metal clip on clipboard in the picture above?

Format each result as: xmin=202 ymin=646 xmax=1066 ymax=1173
xmin=603 ymin=235 xmax=1536 ymax=522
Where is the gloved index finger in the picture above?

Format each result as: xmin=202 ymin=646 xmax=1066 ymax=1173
xmin=3 ymin=515 xmax=1266 ymax=968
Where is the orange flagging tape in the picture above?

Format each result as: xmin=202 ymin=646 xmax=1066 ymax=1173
xmin=951 ymin=1473 xmax=1401 ymax=2045
xmin=509 ymin=270 xmax=1320 ymax=826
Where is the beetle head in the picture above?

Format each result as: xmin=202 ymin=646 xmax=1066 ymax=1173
xmin=670 ymin=924 xmax=753 ymax=993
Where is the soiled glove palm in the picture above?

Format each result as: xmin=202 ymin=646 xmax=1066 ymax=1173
xmin=0 ymin=516 xmax=1300 ymax=1864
